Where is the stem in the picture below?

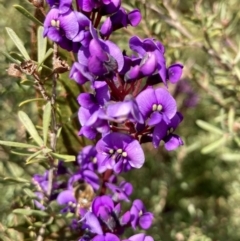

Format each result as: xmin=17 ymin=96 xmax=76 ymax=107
xmin=36 ymin=43 xmax=59 ymax=241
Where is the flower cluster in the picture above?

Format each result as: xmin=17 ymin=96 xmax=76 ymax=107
xmin=34 ymin=0 xmax=184 ymax=240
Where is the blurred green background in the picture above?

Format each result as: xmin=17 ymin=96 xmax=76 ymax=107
xmin=1 ymin=0 xmax=240 ymax=240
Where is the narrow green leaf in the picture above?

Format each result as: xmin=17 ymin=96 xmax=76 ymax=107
xmin=37 ymin=26 xmax=47 ymax=69
xmin=38 ymin=48 xmax=53 ymax=68
xmin=13 ymin=209 xmax=49 ymax=217
xmin=26 ymin=150 xmax=43 ymax=163
xmin=13 ymin=5 xmax=43 ymax=26
xmin=228 ymin=107 xmax=235 ymax=134
xmin=0 ymin=140 xmax=38 ymax=149
xmin=3 ymin=177 xmax=30 ymax=184
xmin=1 ymin=51 xmax=21 ymax=64
xmin=18 ymin=111 xmax=44 ymax=146
xmin=221 ymin=153 xmax=240 ymax=162
xmin=5 ymin=27 xmax=30 ymax=60
xmin=196 ymin=120 xmax=223 ymax=135
xmin=23 ymin=188 xmax=37 ymax=199
xmin=201 ymin=137 xmax=225 ymax=154
xmin=11 ymin=151 xmax=33 ymax=156
xmin=51 ymin=152 xmax=76 ymax=162
xmin=43 ymin=102 xmax=52 ymax=145
xmin=18 ymin=98 xmax=45 ymax=107
xmin=26 ymin=158 xmax=48 ymax=164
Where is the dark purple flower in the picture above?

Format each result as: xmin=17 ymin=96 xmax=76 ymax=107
xmin=96 ymin=132 xmax=145 ymax=173
xmin=136 ymin=87 xmax=177 ymax=126
xmin=130 ymin=199 xmax=154 ymax=230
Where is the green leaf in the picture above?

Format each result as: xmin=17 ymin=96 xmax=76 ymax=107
xmin=23 ymin=188 xmax=37 ymax=199
xmin=18 ymin=111 xmax=44 ymax=146
xmin=38 ymin=48 xmax=53 ymax=68
xmin=43 ymin=102 xmax=52 ymax=145
xmin=11 ymin=151 xmax=33 ymax=156
xmin=2 ymin=177 xmax=30 ymax=184
xmin=201 ymin=137 xmax=225 ymax=154
xmin=228 ymin=107 xmax=235 ymax=134
xmin=221 ymin=153 xmax=240 ymax=162
xmin=13 ymin=209 xmax=49 ymax=218
xmin=26 ymin=150 xmax=43 ymax=163
xmin=51 ymin=152 xmax=76 ymax=162
xmin=18 ymin=98 xmax=45 ymax=107
xmin=13 ymin=5 xmax=43 ymax=26
xmin=196 ymin=120 xmax=223 ymax=135
xmin=37 ymin=26 xmax=47 ymax=71
xmin=0 ymin=140 xmax=38 ymax=149
xmin=5 ymin=27 xmax=30 ymax=60
xmin=1 ymin=51 xmax=21 ymax=64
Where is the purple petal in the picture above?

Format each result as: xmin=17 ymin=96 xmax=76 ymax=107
xmin=100 ymin=17 xmax=113 ymax=37
xmin=168 ymin=63 xmax=183 ymax=83
xmin=77 ymin=93 xmax=96 ymax=108
xmin=128 ymin=9 xmax=142 ymax=26
xmin=136 ymin=87 xmax=156 ymax=117
xmin=140 ymin=52 xmax=157 ymax=76
xmin=152 ymin=122 xmax=168 ymax=148
xmin=69 ymin=62 xmax=89 ymax=84
xmin=148 ymin=112 xmax=162 ymax=126
xmin=59 ymin=0 xmax=72 ymax=14
xmin=139 ymin=212 xmax=154 ymax=229
xmin=103 ymin=40 xmax=124 ymax=71
xmin=164 ymin=134 xmax=184 ymax=151
xmin=57 ymin=190 xmax=76 ymax=205
xmin=85 ymin=212 xmax=103 ymax=235
xmin=155 ymin=88 xmax=177 ymax=119
xmin=129 ymin=36 xmax=146 ymax=57
xmin=60 ymin=11 xmax=79 ymax=40
xmin=125 ymin=140 xmax=144 ymax=169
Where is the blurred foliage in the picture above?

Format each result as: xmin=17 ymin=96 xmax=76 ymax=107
xmin=1 ymin=0 xmax=240 ymax=240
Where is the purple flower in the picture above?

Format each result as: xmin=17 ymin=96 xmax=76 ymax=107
xmin=106 ymin=181 xmax=133 ymax=202
xmin=77 ymin=145 xmax=108 ymax=173
xmin=136 ymin=87 xmax=177 ymax=126
xmin=130 ymin=199 xmax=154 ymax=230
xmin=91 ymin=195 xmax=130 ymax=233
xmin=96 ymin=132 xmax=145 ymax=173
xmin=129 ymin=36 xmax=166 ymax=84
xmin=100 ymin=95 xmax=144 ymax=124
xmin=100 ymin=8 xmax=141 ymax=37
xmin=78 ymin=82 xmax=110 ymax=139
xmin=76 ymin=23 xmax=124 ymax=81
xmin=43 ymin=8 xmax=90 ymax=51
xmin=152 ymin=112 xmax=184 ymax=150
